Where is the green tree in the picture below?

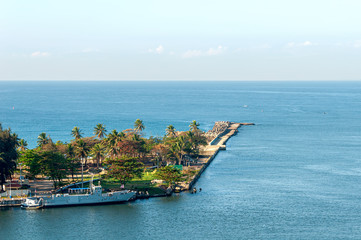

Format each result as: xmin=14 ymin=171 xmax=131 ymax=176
xmin=134 ymin=119 xmax=145 ymax=133
xmin=106 ymin=156 xmax=144 ymax=184
xmin=189 ymin=120 xmax=200 ymax=133
xmin=18 ymin=149 xmax=43 ymax=179
xmin=166 ymin=125 xmax=176 ymax=138
xmin=168 ymin=136 xmax=191 ymax=165
xmin=94 ymin=123 xmax=106 ymax=139
xmin=75 ymin=139 xmax=90 ymax=166
xmin=37 ymin=132 xmax=49 ymax=148
xmin=90 ymin=143 xmax=104 ymax=169
xmin=19 ymin=149 xmax=69 ymax=189
xmin=0 ymin=124 xmax=19 ymax=191
xmin=155 ymin=166 xmax=182 ymax=186
xmin=66 ymin=144 xmax=78 ymax=181
xmin=105 ymin=130 xmax=126 ymax=159
xmin=105 ymin=129 xmax=120 ymax=158
xmin=41 ymin=151 xmax=68 ymax=189
xmin=71 ymin=126 xmax=82 ymax=140
xmin=18 ymin=139 xmax=28 ymax=152
xmin=186 ymin=131 xmax=207 ymax=157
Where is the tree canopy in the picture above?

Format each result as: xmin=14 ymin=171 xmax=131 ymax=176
xmin=71 ymin=126 xmax=82 ymax=140
xmin=134 ymin=119 xmax=145 ymax=133
xmin=155 ymin=166 xmax=182 ymax=186
xmin=106 ymin=156 xmax=144 ymax=184
xmin=94 ymin=124 xmax=106 ymax=139
xmin=0 ymin=124 xmax=19 ymax=191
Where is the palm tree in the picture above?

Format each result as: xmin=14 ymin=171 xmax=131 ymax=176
xmin=18 ymin=139 xmax=28 ymax=152
xmin=66 ymin=144 xmax=77 ymax=180
xmin=71 ymin=126 xmax=82 ymax=140
xmin=105 ymin=129 xmax=121 ymax=157
xmin=37 ymin=132 xmax=48 ymax=147
xmin=75 ymin=139 xmax=89 ymax=186
xmin=75 ymin=139 xmax=90 ymax=166
xmin=94 ymin=123 xmax=106 ymax=139
xmin=90 ymin=144 xmax=104 ymax=169
xmin=168 ymin=136 xmax=191 ymax=165
xmin=134 ymin=119 xmax=145 ymax=133
xmin=189 ymin=120 xmax=200 ymax=133
xmin=166 ymin=125 xmax=176 ymax=137
xmin=66 ymin=144 xmax=75 ymax=158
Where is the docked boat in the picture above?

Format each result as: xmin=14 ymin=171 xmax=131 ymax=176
xmin=21 ymin=197 xmax=44 ymax=209
xmin=21 ymin=178 xmax=136 ymax=209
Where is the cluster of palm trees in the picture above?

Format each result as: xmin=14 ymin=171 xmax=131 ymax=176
xmin=44 ymin=120 xmax=146 ymax=170
xmin=163 ymin=120 xmax=207 ymax=166
xmin=17 ymin=119 xmax=206 ymax=182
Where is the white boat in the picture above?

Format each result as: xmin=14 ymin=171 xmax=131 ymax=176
xmin=21 ymin=178 xmax=136 ymax=209
xmin=21 ymin=197 xmax=44 ymax=209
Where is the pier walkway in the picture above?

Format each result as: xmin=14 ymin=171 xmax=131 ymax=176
xmin=183 ymin=122 xmax=254 ymax=190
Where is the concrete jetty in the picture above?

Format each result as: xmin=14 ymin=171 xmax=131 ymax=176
xmin=183 ymin=122 xmax=254 ymax=190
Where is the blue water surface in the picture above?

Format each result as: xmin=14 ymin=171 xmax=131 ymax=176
xmin=1 ymin=81 xmax=361 ymax=239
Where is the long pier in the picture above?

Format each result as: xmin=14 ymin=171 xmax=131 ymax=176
xmin=185 ymin=122 xmax=254 ymax=190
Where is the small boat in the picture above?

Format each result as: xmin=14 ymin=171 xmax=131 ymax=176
xmin=174 ymin=186 xmax=181 ymax=193
xmin=21 ymin=197 xmax=44 ymax=210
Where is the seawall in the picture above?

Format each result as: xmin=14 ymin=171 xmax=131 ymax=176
xmin=186 ymin=122 xmax=253 ymax=190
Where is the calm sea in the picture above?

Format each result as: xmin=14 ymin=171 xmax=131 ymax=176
xmin=1 ymin=81 xmax=361 ymax=239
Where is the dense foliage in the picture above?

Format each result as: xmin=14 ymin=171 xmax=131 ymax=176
xmin=14 ymin=119 xmax=208 ymax=189
xmin=0 ymin=124 xmax=19 ymax=191
xmin=155 ymin=166 xmax=182 ymax=186
xmin=105 ymin=156 xmax=144 ymax=184
xmin=19 ymin=149 xmax=69 ymax=188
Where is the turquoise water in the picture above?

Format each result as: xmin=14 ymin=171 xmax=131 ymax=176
xmin=1 ymin=81 xmax=361 ymax=239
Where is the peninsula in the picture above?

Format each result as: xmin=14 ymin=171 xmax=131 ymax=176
xmin=0 ymin=120 xmax=253 ymax=206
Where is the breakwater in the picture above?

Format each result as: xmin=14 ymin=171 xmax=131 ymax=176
xmin=184 ymin=122 xmax=254 ymax=190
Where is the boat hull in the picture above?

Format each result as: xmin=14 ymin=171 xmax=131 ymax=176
xmin=42 ymin=190 xmax=136 ymax=208
xmin=21 ymin=205 xmax=43 ymax=210
xmin=42 ymin=199 xmax=134 ymax=208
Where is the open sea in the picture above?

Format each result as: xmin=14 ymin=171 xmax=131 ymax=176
xmin=1 ymin=81 xmax=361 ymax=239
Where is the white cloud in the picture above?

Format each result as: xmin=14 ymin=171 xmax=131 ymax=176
xmin=156 ymin=45 xmax=164 ymax=54
xmin=286 ymin=42 xmax=296 ymax=48
xmin=182 ymin=50 xmax=202 ymax=58
xmin=31 ymin=51 xmax=49 ymax=57
xmin=206 ymin=45 xmax=226 ymax=56
xmin=354 ymin=40 xmax=361 ymax=48
xmin=301 ymin=41 xmax=313 ymax=46
xmin=148 ymin=45 xmax=164 ymax=54
xmin=82 ymin=48 xmax=100 ymax=53
xmin=182 ymin=45 xmax=227 ymax=58
xmin=257 ymin=44 xmax=272 ymax=49
xmin=286 ymin=41 xmax=316 ymax=48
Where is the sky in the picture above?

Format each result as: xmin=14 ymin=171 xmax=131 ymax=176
xmin=1 ymin=0 xmax=361 ymax=81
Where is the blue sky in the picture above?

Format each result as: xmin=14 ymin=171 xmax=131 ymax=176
xmin=1 ymin=0 xmax=361 ymax=80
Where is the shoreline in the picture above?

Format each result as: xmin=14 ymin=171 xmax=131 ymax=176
xmin=1 ymin=121 xmax=254 ymax=207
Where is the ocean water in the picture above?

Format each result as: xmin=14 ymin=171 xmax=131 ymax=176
xmin=1 ymin=81 xmax=361 ymax=239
